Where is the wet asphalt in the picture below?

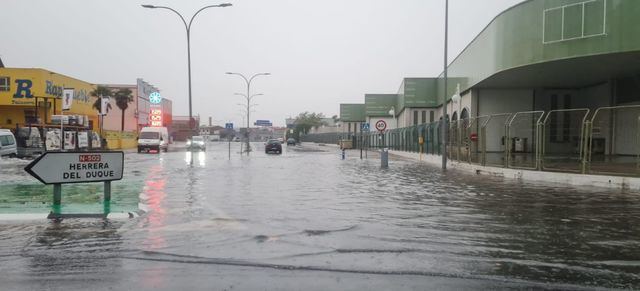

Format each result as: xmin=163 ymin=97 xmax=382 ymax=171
xmin=0 ymin=142 xmax=638 ymax=290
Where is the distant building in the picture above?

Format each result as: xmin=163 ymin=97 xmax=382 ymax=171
xmin=0 ymin=67 xmax=99 ymax=130
xmin=338 ymin=104 xmax=366 ymax=136
xmin=172 ymin=115 xmax=199 ymax=141
xmin=309 ymin=117 xmax=339 ymax=134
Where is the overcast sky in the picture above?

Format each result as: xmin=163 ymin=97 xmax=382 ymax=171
xmin=2 ymin=0 xmax=523 ymax=126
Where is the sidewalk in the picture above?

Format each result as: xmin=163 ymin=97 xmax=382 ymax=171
xmin=302 ymin=142 xmax=640 ymax=190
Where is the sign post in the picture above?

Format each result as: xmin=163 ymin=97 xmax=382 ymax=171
xmin=375 ymin=120 xmax=387 ymax=149
xmin=360 ymin=123 xmax=370 ymax=160
xmin=24 ymin=151 xmax=124 ymax=218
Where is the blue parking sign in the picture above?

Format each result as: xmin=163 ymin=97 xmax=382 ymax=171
xmin=225 ymin=123 xmax=233 ymax=129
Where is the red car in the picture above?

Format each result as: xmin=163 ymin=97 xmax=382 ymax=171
xmin=265 ymin=139 xmax=282 ymax=154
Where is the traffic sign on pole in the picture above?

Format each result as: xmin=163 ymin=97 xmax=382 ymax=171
xmin=361 ymin=123 xmax=370 ymax=132
xmin=225 ymin=123 xmax=234 ymax=129
xmin=24 ymin=151 xmax=125 ymax=217
xmin=375 ymin=120 xmax=387 ymax=132
xmin=25 ymin=151 xmax=124 ymax=185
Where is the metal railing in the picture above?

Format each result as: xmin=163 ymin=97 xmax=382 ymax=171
xmin=481 ymin=113 xmax=513 ymax=167
xmin=583 ymin=105 xmax=640 ymax=176
xmin=300 ymin=104 xmax=639 ymax=177
xmin=506 ymin=111 xmax=545 ymax=170
xmin=541 ymin=109 xmax=590 ymax=173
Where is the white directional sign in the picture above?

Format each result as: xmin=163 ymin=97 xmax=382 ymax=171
xmin=25 ymin=152 xmax=124 ymax=185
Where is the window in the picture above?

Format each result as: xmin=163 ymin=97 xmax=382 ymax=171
xmin=413 ymin=111 xmax=418 ymax=125
xmin=421 ymin=111 xmax=426 ymax=124
xmin=543 ymin=0 xmax=606 ymax=44
xmin=0 ymin=135 xmax=15 ymax=146
xmin=430 ymin=111 xmax=435 ymax=123
xmin=140 ymin=132 xmax=159 ymax=139
xmin=0 ymin=77 xmax=9 ymax=91
xmin=24 ymin=109 xmax=37 ymax=124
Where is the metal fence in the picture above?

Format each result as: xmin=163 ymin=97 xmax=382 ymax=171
xmin=506 ymin=111 xmax=544 ymax=170
xmin=584 ymin=105 xmax=640 ymax=176
xmin=300 ymin=105 xmax=640 ymax=177
xmin=541 ymin=109 xmax=590 ymax=173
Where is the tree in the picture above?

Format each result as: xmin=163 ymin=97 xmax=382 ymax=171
xmin=113 ymin=88 xmax=134 ymax=131
xmin=90 ymin=86 xmax=113 ymax=114
xmin=293 ymin=111 xmax=325 ymax=136
xmin=90 ymin=86 xmax=113 ymax=143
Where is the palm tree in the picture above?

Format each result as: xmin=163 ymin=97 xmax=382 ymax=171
xmin=113 ymin=88 xmax=133 ymax=131
xmin=90 ymin=86 xmax=113 ymax=114
xmin=90 ymin=86 xmax=113 ymax=140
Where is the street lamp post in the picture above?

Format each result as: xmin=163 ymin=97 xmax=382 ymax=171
xmin=442 ymin=0 xmax=449 ymax=170
xmin=142 ymin=3 xmax=232 ymax=146
xmin=226 ymin=72 xmax=270 ymax=155
xmin=236 ymin=93 xmax=260 ymax=153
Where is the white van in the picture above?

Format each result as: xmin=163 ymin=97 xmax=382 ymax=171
xmin=138 ymin=127 xmax=169 ymax=153
xmin=0 ymin=129 xmax=18 ymax=157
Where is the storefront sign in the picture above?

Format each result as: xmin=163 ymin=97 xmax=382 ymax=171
xmin=150 ymin=109 xmax=163 ymax=127
xmin=149 ymin=92 xmax=162 ymax=104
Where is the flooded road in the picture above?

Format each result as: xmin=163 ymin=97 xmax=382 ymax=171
xmin=0 ymin=142 xmax=639 ymax=290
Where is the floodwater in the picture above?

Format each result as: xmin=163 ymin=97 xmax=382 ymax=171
xmin=0 ymin=142 xmax=638 ymax=290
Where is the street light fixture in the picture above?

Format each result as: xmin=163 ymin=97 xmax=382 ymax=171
xmin=226 ymin=72 xmax=270 ymax=155
xmin=142 ymin=3 xmax=232 ymax=149
xmin=442 ymin=0 xmax=449 ymax=170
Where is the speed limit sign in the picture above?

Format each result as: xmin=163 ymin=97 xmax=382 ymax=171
xmin=375 ymin=120 xmax=387 ymax=132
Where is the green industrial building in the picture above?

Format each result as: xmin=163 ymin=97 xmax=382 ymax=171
xmin=337 ymin=0 xmax=640 ymax=176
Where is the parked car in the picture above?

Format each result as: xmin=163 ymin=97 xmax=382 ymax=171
xmin=138 ymin=127 xmax=169 ymax=153
xmin=287 ymin=138 xmax=296 ymax=146
xmin=0 ymin=129 xmax=18 ymax=157
xmin=265 ymin=139 xmax=282 ymax=154
xmin=187 ymin=135 xmax=206 ymax=151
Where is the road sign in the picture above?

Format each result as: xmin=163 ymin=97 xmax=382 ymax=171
xmin=470 ymin=133 xmax=478 ymax=142
xmin=375 ymin=120 xmax=387 ymax=132
xmin=225 ymin=123 xmax=234 ymax=129
xmin=255 ymin=120 xmax=272 ymax=127
xmin=25 ymin=151 xmax=124 ymax=185
xmin=361 ymin=123 xmax=370 ymax=132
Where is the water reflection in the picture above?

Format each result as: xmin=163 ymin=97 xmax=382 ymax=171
xmin=25 ymin=219 xmax=123 ymax=278
xmin=184 ymin=151 xmax=206 ymax=167
xmin=141 ymin=165 xmax=167 ymax=249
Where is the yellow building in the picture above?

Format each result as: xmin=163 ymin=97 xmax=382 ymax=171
xmin=0 ymin=68 xmax=99 ymax=130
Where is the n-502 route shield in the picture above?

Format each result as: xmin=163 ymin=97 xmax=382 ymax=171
xmin=24 ymin=151 xmax=124 ymax=185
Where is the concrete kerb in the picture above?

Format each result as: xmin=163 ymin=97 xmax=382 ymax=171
xmin=387 ymin=150 xmax=640 ymax=191
xmin=0 ymin=211 xmax=141 ymax=221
